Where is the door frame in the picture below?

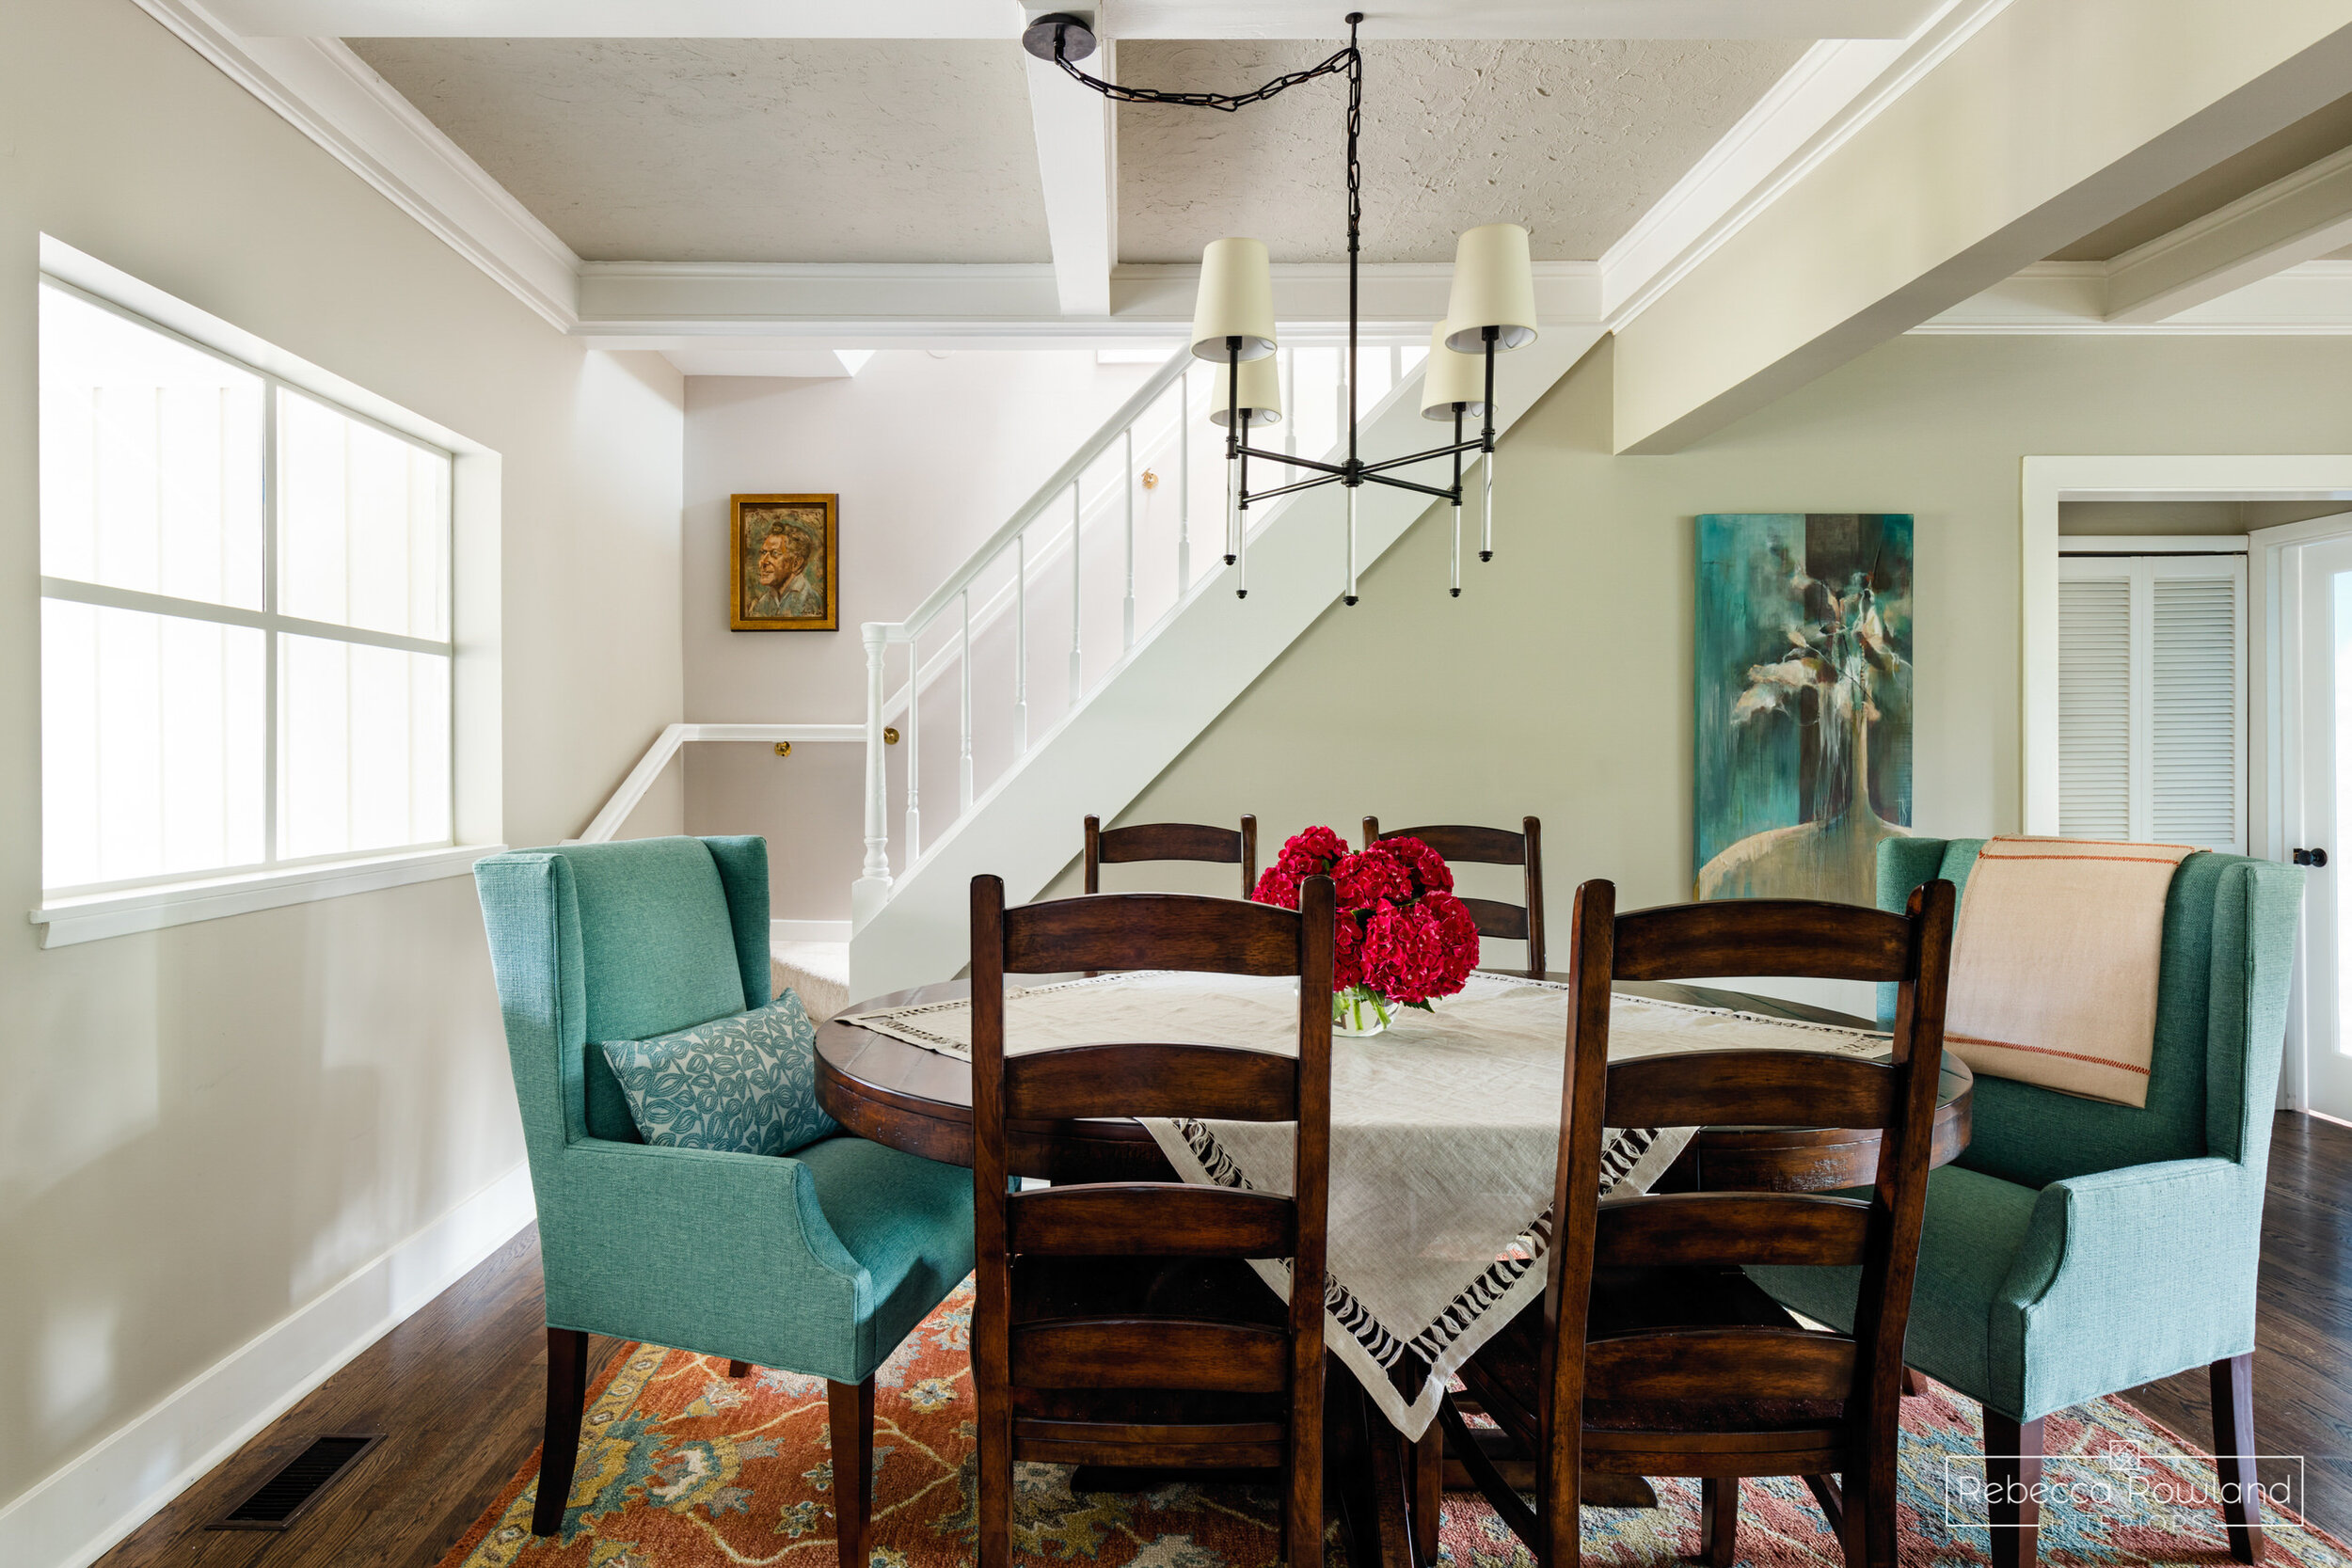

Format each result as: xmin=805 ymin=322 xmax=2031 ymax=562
xmin=2251 ymin=517 xmax=2352 ymax=1116
xmin=2022 ymin=455 xmax=2352 ymax=1111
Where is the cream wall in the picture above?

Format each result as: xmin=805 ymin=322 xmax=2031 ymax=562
xmin=1 ymin=0 xmax=684 ymax=1538
xmin=1052 ymin=332 xmax=2352 ymax=958
xmin=679 ymin=353 xmax=1152 ymax=918
xmin=682 ymin=353 xmax=1154 ymax=722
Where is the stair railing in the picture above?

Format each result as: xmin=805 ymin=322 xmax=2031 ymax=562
xmin=852 ymin=341 xmax=1421 ymax=927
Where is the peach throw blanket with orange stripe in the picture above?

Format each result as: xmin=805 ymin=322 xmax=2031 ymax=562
xmin=1944 ymin=836 xmax=2195 ymax=1108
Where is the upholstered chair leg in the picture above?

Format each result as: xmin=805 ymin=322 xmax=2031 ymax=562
xmin=2210 ymin=1353 xmax=2267 ymax=1562
xmin=1698 ymin=1477 xmax=1738 ymax=1568
xmin=1902 ymin=1367 xmax=1924 ymax=1397
xmin=1982 ymin=1413 xmax=2044 ymax=1568
xmin=532 ymin=1327 xmax=590 ymax=1538
xmin=828 ymin=1377 xmax=876 ymax=1568
xmin=1413 ymin=1425 xmax=1442 ymax=1566
xmin=728 ymin=1359 xmax=753 ymax=1378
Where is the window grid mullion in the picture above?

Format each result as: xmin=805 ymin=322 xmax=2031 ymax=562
xmin=264 ymin=377 xmax=280 ymax=867
xmin=40 ymin=278 xmax=457 ymax=900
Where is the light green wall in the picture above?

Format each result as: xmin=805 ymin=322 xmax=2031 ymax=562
xmin=1 ymin=0 xmax=685 ymax=1517
xmin=1053 ymin=331 xmax=2352 ymax=969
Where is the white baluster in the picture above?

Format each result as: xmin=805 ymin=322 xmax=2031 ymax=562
xmin=959 ymin=588 xmax=975 ymax=815
xmin=852 ymin=622 xmax=894 ymax=927
xmin=1068 ymin=483 xmax=1083 ymax=705
xmin=1015 ymin=532 xmax=1029 ymax=754
xmin=1121 ymin=426 xmax=1136 ymax=652
xmin=904 ymin=634 xmax=921 ymax=863
xmin=1177 ymin=372 xmax=1191 ymax=593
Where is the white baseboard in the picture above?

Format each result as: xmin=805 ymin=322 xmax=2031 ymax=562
xmin=0 ymin=1163 xmax=538 ymax=1568
xmin=771 ymin=919 xmax=849 ymax=943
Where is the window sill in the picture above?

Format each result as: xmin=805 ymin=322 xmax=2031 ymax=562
xmin=30 ymin=844 xmax=505 ymax=948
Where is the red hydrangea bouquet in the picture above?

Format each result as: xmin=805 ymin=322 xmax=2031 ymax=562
xmin=1250 ymin=825 xmax=1481 ymax=1036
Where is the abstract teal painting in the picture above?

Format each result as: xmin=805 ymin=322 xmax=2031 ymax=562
xmin=1694 ymin=514 xmax=1912 ymax=905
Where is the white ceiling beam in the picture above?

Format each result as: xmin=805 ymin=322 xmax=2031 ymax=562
xmin=1023 ymin=24 xmax=1115 ymax=317
xmin=1610 ymin=0 xmax=2352 ymax=454
xmin=1916 ymin=260 xmax=2352 ymax=334
xmin=203 ymin=0 xmax=1933 ymax=38
xmin=2105 ymin=144 xmax=2352 ymax=323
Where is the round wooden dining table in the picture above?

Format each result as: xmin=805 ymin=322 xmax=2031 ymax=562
xmin=815 ymin=972 xmax=1974 ymax=1568
xmin=815 ymin=974 xmax=1973 ymax=1192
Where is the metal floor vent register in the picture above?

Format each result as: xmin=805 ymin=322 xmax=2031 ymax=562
xmin=208 ymin=1433 xmax=385 ymax=1531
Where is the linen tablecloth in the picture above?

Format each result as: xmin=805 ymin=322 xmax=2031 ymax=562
xmin=841 ymin=970 xmax=1887 ymax=1436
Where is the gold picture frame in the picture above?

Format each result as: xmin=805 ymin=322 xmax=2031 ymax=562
xmin=731 ymin=494 xmax=838 ymax=631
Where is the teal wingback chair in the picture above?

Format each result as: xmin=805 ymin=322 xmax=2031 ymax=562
xmin=475 ymin=835 xmax=976 ymax=1557
xmin=1754 ymin=838 xmax=2301 ymax=1568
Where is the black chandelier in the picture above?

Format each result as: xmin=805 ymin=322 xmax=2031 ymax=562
xmin=1023 ymin=10 xmax=1540 ymax=604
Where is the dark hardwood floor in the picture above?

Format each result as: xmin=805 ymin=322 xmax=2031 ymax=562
xmin=95 ymin=1226 xmax=626 ymax=1568
xmin=94 ymin=1113 xmax=2352 ymax=1567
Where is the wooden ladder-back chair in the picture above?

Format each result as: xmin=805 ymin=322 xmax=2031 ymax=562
xmin=1442 ymin=878 xmax=1956 ymax=1568
xmin=1362 ymin=816 xmax=1545 ymax=974
xmin=970 ymin=874 xmax=1335 ymax=1568
xmin=1084 ymin=813 xmax=1259 ymax=897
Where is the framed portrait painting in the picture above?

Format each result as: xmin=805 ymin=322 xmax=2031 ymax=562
xmin=732 ymin=494 xmax=838 ymax=631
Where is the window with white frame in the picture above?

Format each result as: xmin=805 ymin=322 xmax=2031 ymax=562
xmin=39 ymin=279 xmax=453 ymax=897
xmin=2057 ymin=549 xmax=2246 ymax=852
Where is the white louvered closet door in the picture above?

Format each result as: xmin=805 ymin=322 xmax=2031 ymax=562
xmin=2056 ymin=553 xmax=2246 ymax=852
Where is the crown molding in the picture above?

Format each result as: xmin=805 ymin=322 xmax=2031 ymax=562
xmin=576 ymin=261 xmax=1603 ymax=342
xmin=1597 ymin=0 xmax=2018 ymax=329
xmin=131 ymin=0 xmax=581 ymax=329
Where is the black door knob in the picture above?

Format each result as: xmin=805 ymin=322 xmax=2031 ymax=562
xmin=2294 ymin=847 xmax=2329 ymax=867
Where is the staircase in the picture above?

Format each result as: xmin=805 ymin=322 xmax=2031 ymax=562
xmin=848 ymin=335 xmax=1587 ymax=1000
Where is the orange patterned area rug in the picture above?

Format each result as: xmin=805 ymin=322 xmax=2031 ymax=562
xmin=439 ymin=1277 xmax=2351 ymax=1568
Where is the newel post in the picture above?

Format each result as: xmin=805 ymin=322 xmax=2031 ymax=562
xmin=852 ymin=621 xmax=894 ymax=927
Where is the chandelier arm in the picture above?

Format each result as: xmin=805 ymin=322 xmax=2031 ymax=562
xmin=1358 ymin=439 xmax=1483 ymax=476
xmin=1360 ymin=470 xmax=1460 ymax=502
xmin=1237 ymin=445 xmax=1349 ymax=477
xmin=1244 ymin=470 xmax=1351 ymax=505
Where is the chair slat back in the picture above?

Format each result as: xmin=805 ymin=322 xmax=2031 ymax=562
xmin=1600 ymin=1050 xmax=1899 ymax=1133
xmin=1538 ymin=878 xmax=1955 ymax=1513
xmin=1364 ymin=815 xmax=1545 ymax=974
xmin=1591 ymin=1192 xmax=1873 ymax=1269
xmin=1001 ymin=1042 xmax=1297 ymax=1121
xmin=971 ymin=872 xmax=1334 ymax=1437
xmin=1581 ymin=1328 xmax=1859 ymax=1405
xmin=1003 ymin=892 xmax=1301 ymax=976
xmin=1612 ymin=898 xmax=1915 ymax=982
xmin=1084 ymin=814 xmax=1258 ymax=897
xmin=1010 ymin=1321 xmax=1291 ymax=1392
xmin=1007 ymin=1184 xmax=1296 ymax=1258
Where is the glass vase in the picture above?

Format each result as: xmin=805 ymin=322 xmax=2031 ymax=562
xmin=1332 ymin=986 xmax=1394 ymax=1037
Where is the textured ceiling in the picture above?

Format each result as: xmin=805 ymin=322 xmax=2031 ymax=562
xmin=1113 ymin=38 xmax=1810 ymax=263
xmin=348 ymin=39 xmax=1050 ymax=262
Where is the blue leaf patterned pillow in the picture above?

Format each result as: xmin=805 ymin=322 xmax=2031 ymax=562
xmin=599 ymin=991 xmax=839 ymax=1156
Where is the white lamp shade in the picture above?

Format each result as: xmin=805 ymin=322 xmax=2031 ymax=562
xmin=1420 ymin=325 xmax=1487 ymax=420
xmin=1209 ymin=351 xmax=1283 ymax=427
xmin=1442 ymin=223 xmax=1538 ymax=353
xmin=1190 ymin=237 xmax=1278 ymax=362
